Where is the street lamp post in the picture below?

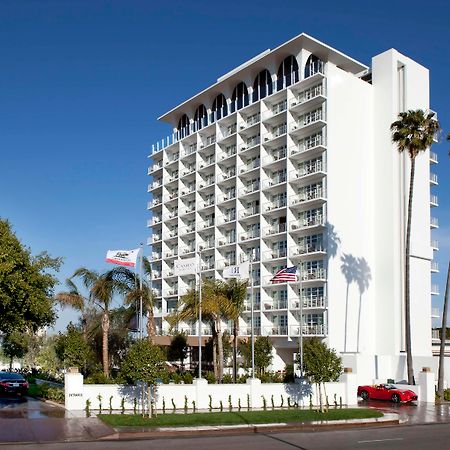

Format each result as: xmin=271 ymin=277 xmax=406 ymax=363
xmin=197 ymin=249 xmax=203 ymax=379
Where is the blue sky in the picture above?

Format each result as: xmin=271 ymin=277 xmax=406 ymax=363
xmin=0 ymin=0 xmax=448 ymax=332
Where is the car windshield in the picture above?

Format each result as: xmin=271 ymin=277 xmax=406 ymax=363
xmin=0 ymin=372 xmax=25 ymax=381
xmin=384 ymin=384 xmax=396 ymax=390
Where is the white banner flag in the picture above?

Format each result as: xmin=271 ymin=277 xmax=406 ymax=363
xmin=106 ymin=249 xmax=140 ymax=267
xmin=174 ymin=257 xmax=198 ymax=276
xmin=223 ymin=261 xmax=249 ymax=279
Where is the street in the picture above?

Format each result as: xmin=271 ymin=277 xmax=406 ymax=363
xmin=1 ymin=423 xmax=450 ymax=449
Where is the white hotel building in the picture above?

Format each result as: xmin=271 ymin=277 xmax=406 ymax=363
xmin=147 ymin=33 xmax=439 ymax=383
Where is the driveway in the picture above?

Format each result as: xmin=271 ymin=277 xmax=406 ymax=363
xmin=0 ymin=396 xmax=113 ymax=443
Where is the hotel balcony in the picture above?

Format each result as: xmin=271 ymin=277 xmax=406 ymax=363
xmin=290 ymin=244 xmax=325 ymax=258
xmin=431 ymin=240 xmax=439 ymax=251
xmin=430 ymin=217 xmax=439 ymax=229
xmin=239 ymin=230 xmax=260 ymax=242
xmin=290 ymin=324 xmax=327 ymax=336
xmin=263 ymin=223 xmax=287 ymax=237
xmin=288 ymin=162 xmax=326 ymax=183
xmin=291 ymin=296 xmax=326 ymax=309
xmin=289 ymin=83 xmax=326 ymax=110
xmin=289 ymin=133 xmax=326 ymax=158
xmin=264 ymin=326 xmax=288 ymax=336
xmin=430 ymin=195 xmax=439 ymax=207
xmin=289 ymin=215 xmax=325 ymax=232
xmin=264 ymin=300 xmax=288 ymax=310
xmin=431 ymin=307 xmax=440 ymax=318
xmin=263 ymin=248 xmax=288 ymax=261
xmin=289 ymin=189 xmax=326 ymax=208
xmin=300 ymin=268 xmax=326 ymax=282
xmin=263 ymin=200 xmax=287 ymax=213
xmin=243 ymin=302 xmax=261 ymax=312
xmin=430 ymin=173 xmax=438 ymax=185
xmin=431 ymin=284 xmax=440 ymax=295
xmin=431 ymin=261 xmax=439 ymax=273
xmin=242 ymin=327 xmax=261 ymax=336
xmin=430 ymin=151 xmax=438 ymax=164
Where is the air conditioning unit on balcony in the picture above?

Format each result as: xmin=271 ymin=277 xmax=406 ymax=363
xmin=241 ymin=145 xmax=247 ymax=151
xmin=200 ymin=144 xmax=204 ymax=149
xmin=199 ymin=184 xmax=205 ymax=188
xmin=291 ymin=101 xmax=298 ymax=106
xmin=219 ymin=240 xmax=225 ymax=246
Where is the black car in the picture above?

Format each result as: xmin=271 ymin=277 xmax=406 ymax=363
xmin=0 ymin=372 xmax=29 ymax=396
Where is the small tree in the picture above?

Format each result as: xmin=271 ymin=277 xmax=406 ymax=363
xmin=120 ymin=340 xmax=167 ymax=417
xmin=238 ymin=336 xmax=273 ymax=376
xmin=55 ymin=323 xmax=92 ymax=371
xmin=167 ymin=332 xmax=188 ymax=370
xmin=2 ymin=331 xmax=29 ymax=370
xmin=299 ymin=338 xmax=343 ymax=412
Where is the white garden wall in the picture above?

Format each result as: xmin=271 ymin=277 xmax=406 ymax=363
xmin=66 ymin=371 xmax=358 ymax=411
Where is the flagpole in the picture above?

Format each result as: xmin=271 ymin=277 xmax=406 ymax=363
xmin=198 ymin=248 xmax=202 ymax=379
xmin=298 ymin=266 xmax=303 ymax=377
xmin=139 ymin=242 xmax=144 ymax=339
xmin=249 ymin=253 xmax=255 ymax=379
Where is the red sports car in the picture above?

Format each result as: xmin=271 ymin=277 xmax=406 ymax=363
xmin=357 ymin=384 xmax=418 ymax=403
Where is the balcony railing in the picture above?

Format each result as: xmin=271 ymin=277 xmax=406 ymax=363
xmin=289 ymin=161 xmax=325 ymax=180
xmin=290 ymin=244 xmax=324 ymax=256
xmin=431 ymin=240 xmax=439 ymax=250
xmin=263 ymin=223 xmax=287 ymax=236
xmin=430 ymin=152 xmax=438 ymax=164
xmin=264 ymin=326 xmax=288 ymax=336
xmin=431 ymin=217 xmax=439 ymax=228
xmin=431 ymin=284 xmax=440 ymax=295
xmin=289 ymin=188 xmax=325 ymax=206
xmin=240 ymin=230 xmax=260 ymax=241
xmin=290 ymin=133 xmax=325 ymax=155
xmin=430 ymin=195 xmax=439 ymax=207
xmin=290 ymin=324 xmax=326 ymax=336
xmin=290 ymin=84 xmax=324 ymax=108
xmin=263 ymin=200 xmax=287 ymax=212
xmin=264 ymin=300 xmax=288 ymax=310
xmin=431 ymin=261 xmax=439 ymax=272
xmin=264 ymin=248 xmax=287 ymax=260
xmin=291 ymin=296 xmax=326 ymax=309
xmin=300 ymin=268 xmax=326 ymax=281
xmin=430 ymin=173 xmax=438 ymax=184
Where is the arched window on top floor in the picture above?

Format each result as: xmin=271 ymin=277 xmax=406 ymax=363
xmin=177 ymin=114 xmax=190 ymax=139
xmin=252 ymin=69 xmax=273 ymax=102
xmin=211 ymin=93 xmax=228 ymax=121
xmin=304 ymin=54 xmax=324 ymax=78
xmin=276 ymin=55 xmax=299 ymax=91
xmin=194 ymin=104 xmax=208 ymax=131
xmin=231 ymin=81 xmax=249 ymax=112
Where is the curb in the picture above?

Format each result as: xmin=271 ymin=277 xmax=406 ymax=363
xmin=98 ymin=414 xmax=400 ymax=440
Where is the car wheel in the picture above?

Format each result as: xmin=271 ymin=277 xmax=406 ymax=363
xmin=360 ymin=390 xmax=369 ymax=400
xmin=391 ymin=394 xmax=400 ymax=403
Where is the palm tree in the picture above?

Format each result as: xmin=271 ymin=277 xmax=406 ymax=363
xmin=219 ymin=278 xmax=248 ymax=382
xmin=391 ymin=109 xmax=440 ymax=384
xmin=123 ymin=258 xmax=157 ymax=341
xmin=168 ymin=279 xmax=234 ymax=382
xmin=55 ymin=278 xmax=89 ymax=339
xmin=71 ymin=267 xmax=129 ymax=377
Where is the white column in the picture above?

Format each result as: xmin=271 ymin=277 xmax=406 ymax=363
xmin=339 ymin=367 xmax=358 ymax=406
xmin=418 ymin=367 xmax=435 ymax=403
xmin=64 ymin=368 xmax=84 ymax=411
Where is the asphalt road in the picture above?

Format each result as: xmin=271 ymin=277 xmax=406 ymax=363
xmin=1 ymin=423 xmax=450 ymax=449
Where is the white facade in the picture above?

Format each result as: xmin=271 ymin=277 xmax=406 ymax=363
xmin=147 ymin=33 xmax=438 ymax=384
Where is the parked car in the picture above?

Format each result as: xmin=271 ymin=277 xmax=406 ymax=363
xmin=357 ymin=384 xmax=417 ymax=403
xmin=0 ymin=372 xmax=29 ymax=397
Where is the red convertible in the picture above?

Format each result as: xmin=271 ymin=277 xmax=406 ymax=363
xmin=357 ymin=384 xmax=418 ymax=403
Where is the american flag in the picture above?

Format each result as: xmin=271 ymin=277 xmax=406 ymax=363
xmin=270 ymin=266 xmax=298 ymax=283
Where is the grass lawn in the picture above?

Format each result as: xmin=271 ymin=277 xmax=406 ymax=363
xmin=98 ymin=408 xmax=383 ymax=428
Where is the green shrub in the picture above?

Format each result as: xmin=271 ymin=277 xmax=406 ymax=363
xmin=45 ymin=387 xmax=65 ymax=403
xmin=170 ymin=372 xmax=183 ymax=384
xmin=84 ymin=372 xmax=114 ymax=384
xmin=444 ymin=389 xmax=450 ymax=401
xmin=204 ymin=371 xmax=216 ymax=384
xmin=283 ymin=364 xmax=295 ymax=383
xmin=182 ymin=372 xmax=193 ymax=384
xmin=222 ymin=374 xmax=233 ymax=384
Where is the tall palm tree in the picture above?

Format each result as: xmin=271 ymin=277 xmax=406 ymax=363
xmin=55 ymin=278 xmax=89 ymax=339
xmin=168 ymin=279 xmax=234 ymax=382
xmin=71 ymin=267 xmax=129 ymax=377
xmin=219 ymin=278 xmax=248 ymax=382
xmin=123 ymin=258 xmax=157 ymax=341
xmin=391 ymin=109 xmax=440 ymax=385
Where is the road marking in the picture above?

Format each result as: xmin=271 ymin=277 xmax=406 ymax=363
xmin=358 ymin=438 xmax=404 ymax=444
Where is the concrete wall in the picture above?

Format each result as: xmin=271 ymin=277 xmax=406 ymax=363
xmin=66 ymin=373 xmax=357 ymax=411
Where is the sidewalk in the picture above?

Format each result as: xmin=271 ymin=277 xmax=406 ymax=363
xmin=99 ymin=413 xmax=400 ymax=441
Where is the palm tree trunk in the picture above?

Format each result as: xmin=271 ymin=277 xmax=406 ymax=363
xmin=438 ymin=262 xmax=450 ymax=398
xmin=405 ymin=157 xmax=415 ymax=385
xmin=216 ymin=319 xmax=224 ymax=383
xmin=212 ymin=325 xmax=218 ymax=380
xmin=101 ymin=311 xmax=110 ymax=378
xmin=233 ymin=320 xmax=238 ymax=383
xmin=146 ymin=307 xmax=156 ymax=343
